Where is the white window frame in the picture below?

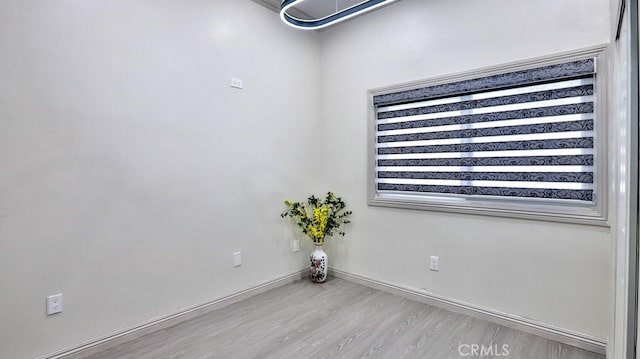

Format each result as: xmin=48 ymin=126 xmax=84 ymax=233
xmin=368 ymin=46 xmax=609 ymax=226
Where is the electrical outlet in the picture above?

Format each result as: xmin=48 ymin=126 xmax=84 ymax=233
xmin=230 ymin=78 xmax=243 ymax=89
xmin=430 ymin=256 xmax=439 ymax=271
xmin=292 ymin=240 xmax=300 ymax=252
xmin=233 ymin=252 xmax=242 ymax=267
xmin=46 ymin=294 xmax=63 ymax=316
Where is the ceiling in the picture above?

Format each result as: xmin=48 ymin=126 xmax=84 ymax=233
xmin=251 ymin=0 xmax=281 ymax=12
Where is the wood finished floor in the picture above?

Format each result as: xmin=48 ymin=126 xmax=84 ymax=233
xmin=84 ymin=277 xmax=604 ymax=359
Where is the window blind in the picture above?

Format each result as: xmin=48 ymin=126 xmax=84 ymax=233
xmin=373 ymin=59 xmax=596 ymax=202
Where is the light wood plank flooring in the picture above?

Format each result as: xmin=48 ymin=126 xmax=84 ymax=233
xmin=84 ymin=277 xmax=604 ymax=359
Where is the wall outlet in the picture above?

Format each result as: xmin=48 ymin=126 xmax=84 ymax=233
xmin=233 ymin=251 xmax=242 ymax=267
xmin=230 ymin=77 xmax=244 ymax=89
xmin=292 ymin=240 xmax=300 ymax=252
xmin=46 ymin=294 xmax=63 ymax=316
xmin=430 ymin=256 xmax=439 ymax=271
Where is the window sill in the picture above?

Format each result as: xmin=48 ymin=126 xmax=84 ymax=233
xmin=368 ymin=192 xmax=609 ymax=227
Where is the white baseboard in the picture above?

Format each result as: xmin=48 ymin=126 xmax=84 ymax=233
xmin=39 ymin=269 xmax=307 ymax=359
xmin=39 ymin=268 xmax=607 ymax=358
xmin=331 ymin=268 xmax=607 ymax=356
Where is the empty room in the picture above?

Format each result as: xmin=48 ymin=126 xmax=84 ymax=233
xmin=1 ymin=0 xmax=638 ymax=358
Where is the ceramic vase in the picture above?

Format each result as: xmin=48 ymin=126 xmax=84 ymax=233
xmin=310 ymin=245 xmax=328 ymax=283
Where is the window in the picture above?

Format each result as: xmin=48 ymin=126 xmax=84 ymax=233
xmin=368 ymin=47 xmax=608 ymax=225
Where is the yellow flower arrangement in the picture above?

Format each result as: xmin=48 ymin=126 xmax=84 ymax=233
xmin=281 ymin=192 xmax=352 ymax=245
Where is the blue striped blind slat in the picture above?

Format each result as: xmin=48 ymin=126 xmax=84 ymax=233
xmin=374 ymin=58 xmax=596 ymax=202
xmin=376 ymin=184 xmax=593 ymax=201
xmin=378 ymin=138 xmax=594 ymax=155
xmin=377 ymin=84 xmax=593 ymax=120
xmin=377 ymin=155 xmax=593 ymax=167
xmin=372 ymin=59 xmax=595 ymax=106
xmin=377 ymin=172 xmax=593 ymax=182
xmin=377 ymin=103 xmax=593 ymax=131
xmin=377 ymin=120 xmax=593 ymax=143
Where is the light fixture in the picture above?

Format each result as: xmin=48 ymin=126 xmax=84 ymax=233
xmin=280 ymin=0 xmax=398 ymax=30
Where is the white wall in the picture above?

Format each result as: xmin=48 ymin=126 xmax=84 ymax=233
xmin=0 ymin=1 xmax=320 ymax=358
xmin=319 ymin=0 xmax=613 ymax=340
xmin=0 ymin=0 xmax=618 ymax=357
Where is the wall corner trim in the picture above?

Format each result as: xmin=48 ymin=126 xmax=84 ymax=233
xmin=330 ymin=268 xmax=607 ymax=356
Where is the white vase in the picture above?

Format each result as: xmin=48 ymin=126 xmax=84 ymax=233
xmin=310 ymin=245 xmax=328 ymax=283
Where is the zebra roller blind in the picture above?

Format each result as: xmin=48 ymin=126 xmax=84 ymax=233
xmin=373 ymin=58 xmax=596 ymax=204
